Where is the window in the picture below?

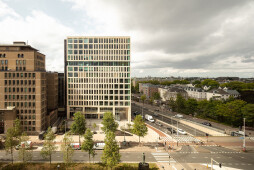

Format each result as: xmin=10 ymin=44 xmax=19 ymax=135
xmin=84 ymin=38 xmax=88 ymax=43
xmin=89 ymin=38 xmax=93 ymax=43
xmin=68 ymin=39 xmax=73 ymax=43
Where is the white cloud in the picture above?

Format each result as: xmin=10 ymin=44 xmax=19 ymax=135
xmin=0 ymin=1 xmax=74 ymax=72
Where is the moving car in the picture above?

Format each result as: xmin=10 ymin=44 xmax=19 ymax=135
xmin=145 ymin=114 xmax=155 ymax=123
xmin=174 ymin=114 xmax=183 ymax=118
xmin=202 ymin=122 xmax=212 ymax=126
xmin=177 ymin=129 xmax=187 ymax=135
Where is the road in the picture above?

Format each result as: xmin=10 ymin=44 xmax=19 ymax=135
xmin=0 ymin=150 xmax=156 ymax=163
xmin=1 ymin=147 xmax=254 ymax=170
xmin=171 ymin=145 xmax=254 ymax=170
xmin=132 ymin=103 xmax=206 ymax=137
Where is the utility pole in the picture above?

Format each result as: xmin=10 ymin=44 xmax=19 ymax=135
xmin=171 ymin=118 xmax=173 ymax=134
xmin=177 ymin=121 xmax=179 ymax=136
xmin=243 ymin=118 xmax=246 ymax=152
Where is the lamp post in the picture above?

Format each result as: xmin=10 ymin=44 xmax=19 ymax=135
xmin=243 ymin=118 xmax=246 ymax=152
xmin=57 ymin=164 xmax=60 ymax=170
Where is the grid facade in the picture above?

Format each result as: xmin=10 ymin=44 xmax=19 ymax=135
xmin=65 ymin=36 xmax=131 ymax=121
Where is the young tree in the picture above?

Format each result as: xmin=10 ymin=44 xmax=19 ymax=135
xmin=101 ymin=112 xmax=118 ymax=133
xmin=40 ymin=127 xmax=57 ymax=164
xmin=131 ymin=115 xmax=148 ymax=144
xmin=5 ymin=128 xmax=17 ymax=164
xmin=18 ymin=132 xmax=32 ymax=163
xmin=92 ymin=123 xmax=97 ymax=133
xmin=81 ymin=128 xmax=94 ymax=163
xmin=61 ymin=132 xmax=74 ymax=167
xmin=13 ymin=118 xmax=22 ymax=139
xmin=101 ymin=131 xmax=121 ymax=169
xmin=71 ymin=112 xmax=86 ymax=145
xmin=4 ymin=119 xmax=22 ymax=164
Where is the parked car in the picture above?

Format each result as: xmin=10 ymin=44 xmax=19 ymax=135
xmin=231 ymin=131 xmax=248 ymax=137
xmin=93 ymin=143 xmax=105 ymax=150
xmin=202 ymin=122 xmax=212 ymax=126
xmin=16 ymin=141 xmax=33 ymax=150
xmin=70 ymin=143 xmax=81 ymax=150
xmin=177 ymin=129 xmax=187 ymax=135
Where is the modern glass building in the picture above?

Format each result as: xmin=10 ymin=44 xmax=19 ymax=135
xmin=64 ymin=36 xmax=131 ymax=122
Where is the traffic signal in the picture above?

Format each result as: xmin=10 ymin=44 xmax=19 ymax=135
xmin=219 ymin=163 xmax=222 ymax=168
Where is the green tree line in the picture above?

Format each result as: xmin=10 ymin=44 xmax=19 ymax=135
xmin=169 ymin=94 xmax=254 ymax=127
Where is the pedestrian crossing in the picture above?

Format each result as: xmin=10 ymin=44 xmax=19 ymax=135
xmin=173 ymin=135 xmax=201 ymax=143
xmin=151 ymin=152 xmax=170 ymax=163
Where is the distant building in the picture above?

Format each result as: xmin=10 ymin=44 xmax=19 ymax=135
xmin=184 ymin=87 xmax=206 ymax=100
xmin=139 ymin=83 xmax=159 ymax=98
xmin=159 ymin=87 xmax=188 ymax=101
xmin=206 ymin=88 xmax=230 ymax=100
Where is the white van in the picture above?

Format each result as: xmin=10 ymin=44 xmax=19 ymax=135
xmin=175 ymin=114 xmax=183 ymax=118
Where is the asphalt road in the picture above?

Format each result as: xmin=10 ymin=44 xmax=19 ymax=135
xmin=132 ymin=103 xmax=206 ymax=137
xmin=0 ymin=151 xmax=156 ymax=163
xmin=1 ymin=147 xmax=254 ymax=170
xmin=172 ymin=145 xmax=254 ymax=170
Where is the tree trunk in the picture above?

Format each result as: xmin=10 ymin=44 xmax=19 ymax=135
xmin=79 ymin=135 xmax=80 ymax=145
xmin=89 ymin=154 xmax=90 ymax=164
xmin=50 ymin=154 xmax=51 ymax=164
xmin=139 ymin=136 xmax=140 ymax=145
xmin=11 ymin=149 xmax=13 ymax=164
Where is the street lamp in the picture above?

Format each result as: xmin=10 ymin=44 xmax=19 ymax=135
xmin=243 ymin=118 xmax=246 ymax=152
xmin=57 ymin=164 xmax=60 ymax=170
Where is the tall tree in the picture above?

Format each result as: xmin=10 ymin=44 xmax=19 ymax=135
xmin=176 ymin=93 xmax=185 ymax=113
xmin=185 ymin=98 xmax=198 ymax=115
xmin=5 ymin=128 xmax=17 ymax=164
xmin=71 ymin=112 xmax=86 ymax=145
xmin=101 ymin=131 xmax=121 ymax=169
xmin=81 ymin=128 xmax=94 ymax=163
xmin=40 ymin=127 xmax=57 ymax=164
xmin=101 ymin=112 xmax=118 ymax=133
xmin=18 ymin=132 xmax=32 ymax=163
xmin=152 ymin=92 xmax=161 ymax=100
xmin=168 ymin=97 xmax=176 ymax=111
xmin=61 ymin=132 xmax=74 ymax=167
xmin=242 ymin=104 xmax=254 ymax=127
xmin=140 ymin=94 xmax=147 ymax=118
xmin=131 ymin=115 xmax=148 ymax=144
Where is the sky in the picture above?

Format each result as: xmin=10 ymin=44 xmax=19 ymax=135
xmin=0 ymin=0 xmax=254 ymax=78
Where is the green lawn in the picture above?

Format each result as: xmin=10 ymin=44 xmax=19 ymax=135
xmin=0 ymin=163 xmax=159 ymax=170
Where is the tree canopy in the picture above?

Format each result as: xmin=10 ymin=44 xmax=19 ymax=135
xmin=71 ymin=112 xmax=86 ymax=144
xmin=132 ymin=115 xmax=148 ymax=144
xmin=101 ymin=112 xmax=119 ymax=133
